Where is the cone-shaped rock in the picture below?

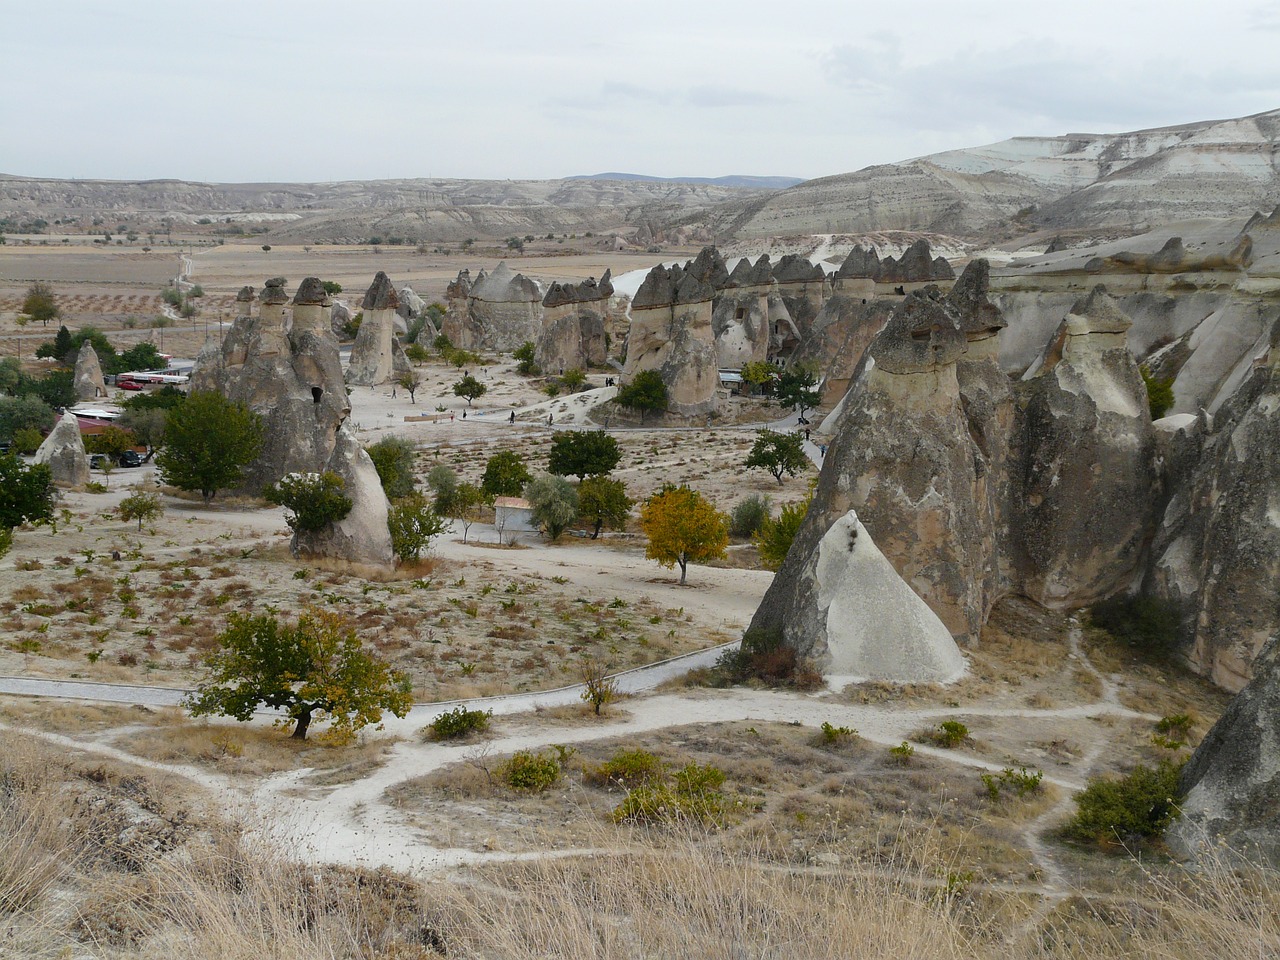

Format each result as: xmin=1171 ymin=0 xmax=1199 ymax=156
xmin=73 ymin=341 xmax=107 ymax=401
xmin=34 ymin=410 xmax=90 ymax=488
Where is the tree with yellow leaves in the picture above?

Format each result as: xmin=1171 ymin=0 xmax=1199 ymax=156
xmin=184 ymin=608 xmax=413 ymax=740
xmin=639 ymin=484 xmax=728 ymax=585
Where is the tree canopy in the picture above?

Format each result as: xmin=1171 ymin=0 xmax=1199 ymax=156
xmin=547 ymin=429 xmax=621 ymax=480
xmin=263 ymin=471 xmax=353 ymax=553
xmin=452 ymin=374 xmax=487 ymax=406
xmin=184 ymin=609 xmax=413 ymax=740
xmin=524 ymin=473 xmax=578 ymax=541
xmin=614 ymin=370 xmax=668 ymax=422
xmin=388 ymin=493 xmax=449 ymax=562
xmin=754 ymin=489 xmax=812 ymax=571
xmin=0 ymin=396 xmax=55 ymax=444
xmin=577 ymin=475 xmax=633 ymax=539
xmin=744 ymin=429 xmax=808 ymax=484
xmin=22 ymin=281 xmax=59 ymax=327
xmin=366 ymin=436 xmax=417 ymax=499
xmin=481 ymin=450 xmax=532 ymax=498
xmin=0 ymin=454 xmax=54 ymax=530
xmin=156 ymin=391 xmax=264 ymax=502
xmin=639 ymin=484 xmax=728 ymax=585
xmin=776 ymin=366 xmax=821 ymax=419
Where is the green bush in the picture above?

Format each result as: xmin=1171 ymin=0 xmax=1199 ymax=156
xmin=711 ymin=627 xmax=822 ymax=690
xmin=889 ymin=742 xmax=915 ymax=765
xmin=513 ymin=342 xmax=540 ymax=376
xmin=980 ymin=766 xmax=1044 ymax=802
xmin=1090 ymin=595 xmax=1183 ymax=662
xmin=1064 ymin=760 xmax=1184 ymax=846
xmin=501 ymin=750 xmax=561 ymax=793
xmin=588 ymin=749 xmax=666 ymax=788
xmin=11 ymin=426 xmax=43 ymax=455
xmin=263 ymin=471 xmax=352 ymax=533
xmin=612 ymin=762 xmax=728 ymax=825
xmin=1140 ymin=364 xmax=1175 ymax=419
xmin=729 ymin=495 xmax=770 ymax=539
xmin=931 ymin=720 xmax=970 ymax=748
xmin=426 ymin=706 xmax=492 ymax=741
xmin=1152 ymin=713 xmax=1195 ymax=750
xmin=818 ymin=721 xmax=858 ymax=746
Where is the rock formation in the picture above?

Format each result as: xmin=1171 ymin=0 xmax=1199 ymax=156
xmin=1145 ymin=334 xmax=1280 ymax=691
xmin=188 ymin=277 xmax=392 ymax=566
xmin=1169 ymin=635 xmax=1280 ymax=864
xmin=792 ymin=510 xmax=967 ymax=686
xmin=1085 ymin=235 xmax=1254 ymax=274
xmin=398 ymin=285 xmax=425 ymax=321
xmin=73 ymin=341 xmax=107 ymax=401
xmin=832 ymin=240 xmax=954 ymax=284
xmin=442 ymin=262 xmax=542 ymax=351
xmin=535 ymin=271 xmax=614 ymax=373
xmin=34 ymin=410 xmax=89 ymax=488
xmin=623 ymin=262 xmax=718 ymax=416
xmin=1012 ymin=287 xmax=1157 ymax=606
xmin=347 ymin=272 xmax=411 ymax=386
xmin=330 ymin=299 xmax=353 ymax=338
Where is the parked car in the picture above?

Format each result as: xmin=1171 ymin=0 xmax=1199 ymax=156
xmin=88 ymin=453 xmax=109 ymax=470
xmin=117 ymin=450 xmax=144 ymax=468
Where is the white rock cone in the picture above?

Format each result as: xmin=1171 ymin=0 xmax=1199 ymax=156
xmin=814 ymin=510 xmax=967 ymax=687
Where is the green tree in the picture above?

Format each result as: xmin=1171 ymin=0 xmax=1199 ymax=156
xmin=114 ymin=342 xmax=165 ymax=374
xmin=22 ymin=281 xmax=59 ymax=327
xmin=0 ymin=454 xmax=55 ymax=529
xmin=184 ymin=608 xmax=413 ymax=741
xmin=405 ymin=342 xmax=430 ymax=365
xmin=547 ymin=429 xmax=621 ymax=480
xmin=17 ymin=370 xmax=75 ymax=409
xmin=397 ymin=368 xmax=424 ymax=404
xmin=85 ymin=425 xmax=135 ymax=462
xmin=577 ymin=475 xmax=633 ymax=539
xmin=729 ymin=494 xmax=771 ymax=539
xmin=561 ymin=368 xmax=587 ymax=392
xmin=0 ymin=396 xmax=55 ymax=444
xmin=263 ymin=471 xmax=353 ymax=553
xmin=615 ymin=370 xmax=668 ymax=422
xmin=156 ymin=391 xmax=264 ymax=502
xmin=1141 ymin=365 xmax=1175 ymax=420
xmin=0 ymin=357 xmax=21 ymax=395
xmin=388 ymin=493 xmax=449 ymax=562
xmin=739 ymin=360 xmax=777 ymax=397
xmin=426 ymin=464 xmax=459 ymax=514
xmin=754 ymin=490 xmax=812 ymax=571
xmin=321 ymin=280 xmax=342 ymax=295
xmin=36 ymin=325 xmax=75 ymax=364
xmin=513 ymin=341 xmax=540 ymax=376
xmin=524 ymin=473 xmax=578 ymax=541
xmin=776 ymin=365 xmax=821 ymax=420
xmin=118 ymin=489 xmax=163 ymax=531
xmin=121 ymin=384 xmax=186 ymax=410
xmin=639 ymin=485 xmax=728 ymax=585
xmin=744 ymin=429 xmax=808 ymax=484
xmin=452 ymin=373 xmax=487 ymax=406
xmin=447 ymin=481 xmax=488 ymax=543
xmin=366 ymin=436 xmax=417 ymax=499
xmin=481 ymin=450 xmax=532 ymax=498
xmin=117 ymin=407 xmax=166 ymax=461
xmin=11 ymin=427 xmax=43 ymax=455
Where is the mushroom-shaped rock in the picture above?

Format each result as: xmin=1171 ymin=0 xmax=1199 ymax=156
xmin=348 ymin=272 xmax=402 ymax=386
xmin=812 ymin=511 xmax=967 ymax=686
xmin=34 ymin=410 xmax=90 ymax=488
xmin=361 ymin=271 xmax=400 ymax=312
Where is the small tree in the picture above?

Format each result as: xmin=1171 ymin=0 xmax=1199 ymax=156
xmin=739 ymin=360 xmax=777 ymax=397
xmin=117 ymin=407 xmax=167 ymax=461
xmin=184 ymin=608 xmax=413 ymax=740
xmin=0 ymin=396 xmax=55 ymax=445
xmin=561 ymin=368 xmax=587 ymax=393
xmin=448 ymin=482 xmax=488 ymax=543
xmin=0 ymin=454 xmax=54 ymax=529
xmin=22 ymin=281 xmax=59 ymax=327
xmin=156 ymin=391 xmax=264 ymax=502
xmin=481 ymin=450 xmax=532 ymax=498
xmin=577 ymin=475 xmax=633 ymax=539
xmin=547 ymin=429 xmax=621 ymax=480
xmin=405 ymin=342 xmax=431 ymax=365
xmin=513 ymin=341 xmax=539 ymax=376
xmin=452 ymin=374 xmax=487 ymax=406
xmin=639 ymin=485 xmax=728 ymax=585
xmin=1140 ymin=365 xmax=1175 ymax=420
xmin=426 ymin=464 xmax=459 ymax=514
xmin=754 ymin=489 xmax=812 ymax=571
xmin=388 ymin=493 xmax=449 ymax=562
xmin=615 ymin=370 xmax=668 ymax=423
xmin=744 ymin=429 xmax=808 ymax=484
xmin=263 ymin=471 xmax=353 ymax=553
xmin=118 ymin=490 xmax=163 ymax=531
xmin=776 ymin=366 xmax=821 ymax=420
xmin=366 ymin=436 xmax=417 ymax=499
xmin=580 ymin=658 xmax=618 ymax=716
xmin=85 ymin=425 xmax=135 ymax=463
xmin=321 ymin=280 xmax=342 ymax=295
xmin=729 ymin=495 xmax=771 ymax=539
xmin=397 ymin=368 xmax=424 ymax=404
xmin=524 ymin=473 xmax=578 ymax=541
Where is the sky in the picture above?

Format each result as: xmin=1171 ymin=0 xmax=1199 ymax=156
xmin=3 ymin=0 xmax=1280 ymax=184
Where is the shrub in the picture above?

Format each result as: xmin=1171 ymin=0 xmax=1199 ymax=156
xmin=612 ymin=763 xmax=728 ymax=825
xmin=579 ymin=658 xmax=618 ymax=715
xmin=388 ymin=494 xmax=449 ymax=562
xmin=1152 ymin=713 xmax=1195 ymax=750
xmin=818 ymin=721 xmax=858 ymax=746
xmin=513 ymin=342 xmax=540 ymax=376
xmin=588 ymin=749 xmax=666 ymax=788
xmin=501 ymin=750 xmax=561 ymax=793
xmin=889 ymin=742 xmax=915 ymax=765
xmin=1065 ymin=759 xmax=1184 ymax=846
xmin=263 ymin=471 xmax=353 ymax=534
xmin=980 ymin=766 xmax=1044 ymax=802
xmin=366 ymin=436 xmax=417 ymax=499
xmin=712 ymin=627 xmax=822 ymax=690
xmin=729 ymin=495 xmax=770 ymax=539
xmin=754 ymin=490 xmax=812 ymax=571
xmin=1141 ymin=364 xmax=1175 ymax=419
xmin=1090 ymin=595 xmax=1183 ymax=662
xmin=426 ymin=706 xmax=492 ymax=741
xmin=931 ymin=720 xmax=970 ymax=749
xmin=11 ymin=426 xmax=43 ymax=455
xmin=426 ymin=464 xmax=459 ymax=514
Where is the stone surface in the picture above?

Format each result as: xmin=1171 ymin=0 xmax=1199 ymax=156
xmin=878 ymin=239 xmax=955 ymax=283
xmin=73 ymin=341 xmax=107 ymax=401
xmin=293 ymin=424 xmax=395 ymax=566
xmin=442 ymin=262 xmax=542 ymax=351
xmin=34 ymin=410 xmax=89 ymax=488
xmin=1169 ymin=635 xmax=1280 ymax=864
xmin=623 ymin=263 xmax=718 ymax=415
xmin=330 ymin=299 xmax=352 ymax=338
xmin=535 ymin=271 xmax=613 ymax=373
xmin=347 ymin=272 xmax=402 ymax=386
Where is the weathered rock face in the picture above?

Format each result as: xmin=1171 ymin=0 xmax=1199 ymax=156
xmin=443 ymin=262 xmax=542 ymax=351
xmin=751 ymin=263 xmax=1009 ymax=650
xmin=347 ymin=272 xmax=404 ymax=386
xmin=623 ymin=263 xmax=718 ymax=415
xmin=398 ymin=285 xmax=425 ymax=321
xmin=771 ymin=254 xmax=829 ymax=340
xmin=832 ymin=240 xmax=954 ymax=284
xmin=34 ymin=410 xmax=89 ymax=488
xmin=1011 ymin=287 xmax=1157 ymax=607
xmin=1146 ymin=353 xmax=1280 ymax=691
xmin=1085 ymin=235 xmax=1254 ymax=274
xmin=789 ymin=295 xmax=891 ymax=405
xmin=1169 ymin=635 xmax=1280 ymax=864
xmin=293 ymin=424 xmax=395 ymax=566
xmin=711 ymin=289 xmax=769 ymax=368
xmin=330 ymin=299 xmax=352 ymax=339
xmin=73 ymin=342 xmax=107 ymax=401
xmin=535 ymin=271 xmax=613 ymax=373
xmin=794 ymin=510 xmax=967 ymax=685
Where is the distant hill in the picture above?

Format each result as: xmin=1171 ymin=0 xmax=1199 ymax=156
xmin=568 ymin=172 xmax=804 ymax=190
xmin=687 ymin=108 xmax=1280 ymax=241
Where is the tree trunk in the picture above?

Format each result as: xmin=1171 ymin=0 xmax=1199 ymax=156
xmin=678 ymin=555 xmax=688 ymax=585
xmin=292 ymin=710 xmax=312 ymax=740
xmin=591 ymin=520 xmax=602 ymax=540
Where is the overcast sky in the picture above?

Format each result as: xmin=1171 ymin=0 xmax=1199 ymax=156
xmin=3 ymin=0 xmax=1279 ymax=184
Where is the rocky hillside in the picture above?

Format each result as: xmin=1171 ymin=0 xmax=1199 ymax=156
xmin=693 ymin=109 xmax=1280 ymax=240
xmin=0 ymin=175 xmax=775 ymax=244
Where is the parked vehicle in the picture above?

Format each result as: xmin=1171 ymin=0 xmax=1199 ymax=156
xmin=117 ymin=450 xmax=144 ymax=468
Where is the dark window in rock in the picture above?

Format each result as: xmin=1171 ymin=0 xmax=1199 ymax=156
xmin=311 ymin=386 xmax=323 ymax=404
